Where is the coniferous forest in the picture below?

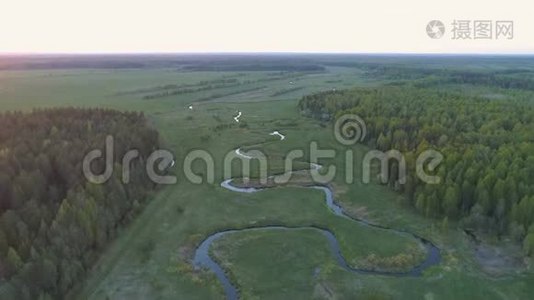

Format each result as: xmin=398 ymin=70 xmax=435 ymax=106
xmin=299 ymin=87 xmax=534 ymax=255
xmin=0 ymin=108 xmax=160 ymax=299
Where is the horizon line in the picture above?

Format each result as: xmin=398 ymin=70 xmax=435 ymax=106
xmin=1 ymin=51 xmax=534 ymax=57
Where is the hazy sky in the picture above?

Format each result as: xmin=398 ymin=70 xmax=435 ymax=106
xmin=0 ymin=0 xmax=532 ymax=54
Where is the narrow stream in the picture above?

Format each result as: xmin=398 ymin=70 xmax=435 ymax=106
xmin=193 ymin=179 xmax=441 ymax=300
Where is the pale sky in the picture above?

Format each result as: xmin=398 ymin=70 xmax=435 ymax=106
xmin=0 ymin=0 xmax=532 ymax=54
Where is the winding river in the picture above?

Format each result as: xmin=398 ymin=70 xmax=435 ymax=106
xmin=193 ymin=150 xmax=441 ymax=300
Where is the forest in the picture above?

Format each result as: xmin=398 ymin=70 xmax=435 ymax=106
xmin=299 ymin=87 xmax=534 ymax=256
xmin=322 ymin=58 xmax=534 ymax=91
xmin=0 ymin=108 xmax=160 ymax=299
xmin=0 ymin=54 xmax=326 ymax=72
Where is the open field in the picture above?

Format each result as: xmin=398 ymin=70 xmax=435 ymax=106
xmin=0 ymin=55 xmax=533 ymax=299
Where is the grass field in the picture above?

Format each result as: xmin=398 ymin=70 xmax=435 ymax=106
xmin=1 ymin=58 xmax=533 ymax=299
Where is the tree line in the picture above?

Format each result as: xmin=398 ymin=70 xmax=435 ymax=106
xmin=0 ymin=108 xmax=160 ymax=299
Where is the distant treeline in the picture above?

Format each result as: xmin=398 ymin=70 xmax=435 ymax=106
xmin=270 ymin=86 xmax=304 ymax=97
xmin=413 ymin=72 xmax=534 ymax=91
xmin=116 ymin=78 xmax=239 ymax=96
xmin=141 ymin=80 xmax=242 ymax=100
xmin=0 ymin=54 xmax=325 ymax=71
xmin=183 ymin=63 xmax=324 ymax=72
xmin=299 ymin=87 xmax=534 ymax=256
xmin=330 ymin=62 xmax=534 ymax=91
xmin=0 ymin=108 xmax=160 ymax=299
xmin=196 ymin=86 xmax=267 ymax=102
xmin=140 ymin=72 xmax=308 ymax=101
